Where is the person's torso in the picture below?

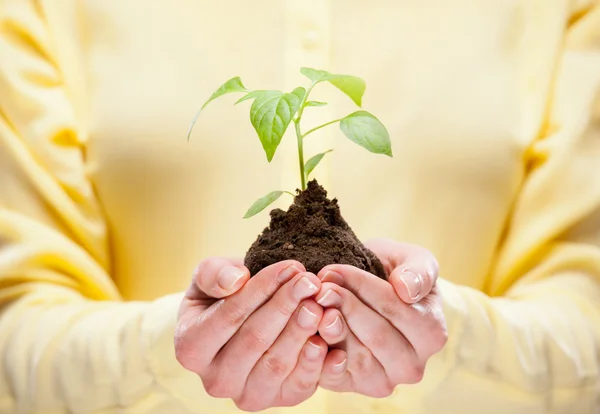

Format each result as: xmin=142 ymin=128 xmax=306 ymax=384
xmin=51 ymin=0 xmax=560 ymax=304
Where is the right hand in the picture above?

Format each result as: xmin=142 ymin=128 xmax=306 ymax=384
xmin=175 ymin=257 xmax=327 ymax=411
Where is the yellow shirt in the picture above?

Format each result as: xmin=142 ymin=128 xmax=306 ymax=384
xmin=1 ymin=0 xmax=600 ymax=412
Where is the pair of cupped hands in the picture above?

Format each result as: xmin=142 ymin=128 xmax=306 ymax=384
xmin=175 ymin=239 xmax=447 ymax=412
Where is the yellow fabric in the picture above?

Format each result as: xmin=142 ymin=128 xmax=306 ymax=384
xmin=1 ymin=0 xmax=600 ymax=412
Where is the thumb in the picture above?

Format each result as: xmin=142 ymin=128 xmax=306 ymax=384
xmin=179 ymin=257 xmax=249 ymax=318
xmin=389 ymin=262 xmax=437 ymax=304
xmin=193 ymin=256 xmax=250 ymax=300
xmin=365 ymin=238 xmax=438 ymax=303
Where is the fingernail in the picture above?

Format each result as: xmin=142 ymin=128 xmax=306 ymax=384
xmin=293 ymin=276 xmax=319 ymax=299
xmin=321 ymin=271 xmax=344 ymax=285
xmin=325 ymin=315 xmax=343 ymax=336
xmin=277 ymin=265 xmax=302 ymax=284
xmin=332 ymin=358 xmax=347 ymax=373
xmin=317 ymin=289 xmax=341 ymax=307
xmin=400 ymin=271 xmax=421 ymax=300
xmin=305 ymin=341 xmax=322 ymax=360
xmin=217 ymin=266 xmax=245 ymax=290
xmin=298 ymin=306 xmax=319 ymax=329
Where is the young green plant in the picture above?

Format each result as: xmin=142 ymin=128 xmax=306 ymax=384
xmin=188 ymin=67 xmax=393 ymax=218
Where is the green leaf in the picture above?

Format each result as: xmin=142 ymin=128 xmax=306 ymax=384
xmin=235 ymin=90 xmax=265 ymax=104
xmin=339 ymin=111 xmax=393 ymax=156
xmin=202 ymin=77 xmax=249 ymax=110
xmin=187 ymin=76 xmax=249 ymax=140
xmin=249 ymin=90 xmax=303 ymax=162
xmin=327 ymin=75 xmax=366 ymax=107
xmin=305 ymin=149 xmax=333 ymax=177
xmin=305 ymin=101 xmax=328 ymax=107
xmin=237 ymin=87 xmax=304 ymax=106
xmin=300 ymin=67 xmax=366 ymax=107
xmin=300 ymin=67 xmax=330 ymax=83
xmin=291 ymin=86 xmax=307 ymax=101
xmin=243 ymin=191 xmax=284 ymax=218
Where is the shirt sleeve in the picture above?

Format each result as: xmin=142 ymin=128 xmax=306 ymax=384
xmin=0 ymin=2 xmax=209 ymax=412
xmin=378 ymin=4 xmax=600 ymax=413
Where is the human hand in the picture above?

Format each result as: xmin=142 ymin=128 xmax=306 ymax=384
xmin=314 ymin=238 xmax=447 ymax=397
xmin=175 ymin=258 xmax=328 ymax=411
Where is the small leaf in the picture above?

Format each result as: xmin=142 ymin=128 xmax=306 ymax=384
xmin=201 ymin=77 xmax=249 ymax=110
xmin=327 ymin=75 xmax=366 ymax=107
xmin=305 ymin=101 xmax=328 ymax=107
xmin=250 ymin=90 xmax=303 ymax=162
xmin=300 ymin=67 xmax=330 ymax=83
xmin=238 ymin=87 xmax=304 ymax=106
xmin=187 ymin=76 xmax=249 ymax=140
xmin=305 ymin=149 xmax=333 ymax=177
xmin=243 ymin=191 xmax=284 ymax=218
xmin=235 ymin=90 xmax=265 ymax=104
xmin=339 ymin=111 xmax=393 ymax=156
xmin=291 ymin=86 xmax=306 ymax=101
xmin=300 ymin=67 xmax=366 ymax=107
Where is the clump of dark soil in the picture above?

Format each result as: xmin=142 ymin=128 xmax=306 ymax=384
xmin=244 ymin=180 xmax=387 ymax=279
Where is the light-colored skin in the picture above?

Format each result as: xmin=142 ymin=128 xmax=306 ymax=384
xmin=175 ymin=238 xmax=447 ymax=411
xmin=315 ymin=239 xmax=447 ymax=397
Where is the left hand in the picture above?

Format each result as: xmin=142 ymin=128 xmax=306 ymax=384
xmin=314 ymin=238 xmax=447 ymax=397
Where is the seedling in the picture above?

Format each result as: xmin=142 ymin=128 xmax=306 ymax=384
xmin=188 ymin=67 xmax=393 ymax=218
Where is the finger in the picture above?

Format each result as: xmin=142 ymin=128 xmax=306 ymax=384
xmin=194 ymin=257 xmax=250 ymax=300
xmin=319 ymin=266 xmax=446 ymax=360
xmin=315 ymin=283 xmax=415 ymax=385
xmin=365 ymin=238 xmax=439 ymax=303
xmin=242 ymin=300 xmax=323 ymax=406
xmin=175 ymin=260 xmax=304 ymax=375
xmin=389 ymin=266 xmax=437 ymax=304
xmin=212 ymin=272 xmax=321 ymax=396
xmin=321 ymin=331 xmax=391 ymax=397
xmin=319 ymin=265 xmax=405 ymax=331
xmin=280 ymin=336 xmax=327 ymax=405
xmin=318 ymin=349 xmax=351 ymax=392
xmin=178 ymin=257 xmax=247 ymax=319
xmin=317 ymin=308 xmax=349 ymax=346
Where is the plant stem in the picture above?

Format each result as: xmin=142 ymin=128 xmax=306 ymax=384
xmin=293 ymin=83 xmax=317 ymax=191
xmin=294 ymin=122 xmax=306 ymax=191
xmin=301 ymin=117 xmax=345 ymax=139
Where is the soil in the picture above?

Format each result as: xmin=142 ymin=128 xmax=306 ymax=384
xmin=244 ymin=180 xmax=387 ymax=279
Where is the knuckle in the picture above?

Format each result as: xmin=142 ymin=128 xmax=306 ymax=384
xmin=419 ymin=313 xmax=448 ymax=355
xmin=295 ymin=378 xmax=316 ymax=393
xmin=203 ymin=377 xmax=232 ymax=398
xmin=235 ymin=395 xmax=266 ymax=412
xmin=240 ymin=327 xmax=270 ymax=354
xmin=404 ymin=363 xmax=425 ymax=384
xmin=431 ymin=326 xmax=449 ymax=353
xmin=370 ymin=384 xmax=395 ymax=398
xmin=174 ymin=328 xmax=201 ymax=371
xmin=348 ymin=350 xmax=372 ymax=373
xmin=365 ymin=329 xmax=387 ymax=350
xmin=262 ymin=351 xmax=292 ymax=378
xmin=218 ymin=303 xmax=247 ymax=330
xmin=174 ymin=345 xmax=192 ymax=370
xmin=379 ymin=291 xmax=401 ymax=320
xmin=174 ymin=345 xmax=193 ymax=370
xmin=319 ymin=374 xmax=347 ymax=392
